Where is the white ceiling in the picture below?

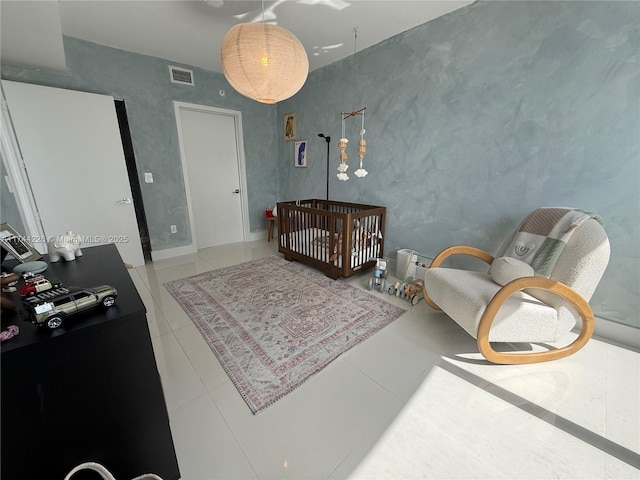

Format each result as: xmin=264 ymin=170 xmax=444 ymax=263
xmin=1 ymin=0 xmax=472 ymax=74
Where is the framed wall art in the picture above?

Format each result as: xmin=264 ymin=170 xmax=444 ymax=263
xmin=0 ymin=223 xmax=42 ymax=263
xmin=294 ymin=140 xmax=308 ymax=168
xmin=284 ymin=112 xmax=296 ymax=141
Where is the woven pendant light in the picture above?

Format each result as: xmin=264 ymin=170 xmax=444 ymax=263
xmin=220 ymin=22 xmax=309 ymax=104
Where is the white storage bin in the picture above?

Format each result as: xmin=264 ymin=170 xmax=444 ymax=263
xmin=396 ymin=249 xmax=417 ymax=279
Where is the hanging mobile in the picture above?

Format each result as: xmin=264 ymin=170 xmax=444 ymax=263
xmin=337 ymin=115 xmax=349 ymax=181
xmin=338 ymin=27 xmax=368 ymax=181
xmin=354 ymin=111 xmax=367 ymax=177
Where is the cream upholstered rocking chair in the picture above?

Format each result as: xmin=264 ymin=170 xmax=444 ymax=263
xmin=423 ymin=208 xmax=610 ymax=364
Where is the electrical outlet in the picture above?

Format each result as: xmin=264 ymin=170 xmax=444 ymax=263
xmin=170 ymin=225 xmax=177 ymax=234
xmin=144 ymin=172 xmax=154 ymax=183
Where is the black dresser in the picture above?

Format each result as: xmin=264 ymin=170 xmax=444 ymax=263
xmin=1 ymin=244 xmax=180 ymax=480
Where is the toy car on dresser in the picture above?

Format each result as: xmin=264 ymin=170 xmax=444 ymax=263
xmin=22 ymin=285 xmax=118 ymax=330
xmin=18 ymin=275 xmax=62 ymax=296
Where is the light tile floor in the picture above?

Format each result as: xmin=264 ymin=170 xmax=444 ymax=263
xmin=129 ymin=240 xmax=640 ymax=480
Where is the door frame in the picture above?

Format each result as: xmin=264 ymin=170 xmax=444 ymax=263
xmin=173 ymin=101 xmax=249 ymax=252
xmin=1 ymin=85 xmax=49 ymax=253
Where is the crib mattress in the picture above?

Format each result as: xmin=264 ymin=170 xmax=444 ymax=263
xmin=280 ymin=227 xmax=380 ymax=268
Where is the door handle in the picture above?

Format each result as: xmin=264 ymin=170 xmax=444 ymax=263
xmin=116 ymin=197 xmax=132 ymax=204
xmin=232 ymin=189 xmax=240 ymax=194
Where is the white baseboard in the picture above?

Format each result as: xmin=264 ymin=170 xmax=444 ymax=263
xmin=150 ymin=230 xmax=267 ymax=262
xmin=151 ymin=247 xmax=640 ymax=349
xmin=247 ymin=231 xmax=264 ymax=242
xmin=150 ymin=243 xmax=197 ymax=261
xmin=594 ymin=317 xmax=640 ymax=350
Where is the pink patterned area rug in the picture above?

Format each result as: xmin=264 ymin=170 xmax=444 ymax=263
xmin=164 ymin=255 xmax=406 ymax=414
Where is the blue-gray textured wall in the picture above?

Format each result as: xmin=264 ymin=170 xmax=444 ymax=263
xmin=277 ymin=1 xmax=639 ymax=329
xmin=1 ymin=1 xmax=637 ymax=329
xmin=1 ymin=37 xmax=281 ymax=251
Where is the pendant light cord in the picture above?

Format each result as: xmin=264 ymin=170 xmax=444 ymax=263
xmin=353 ymin=27 xmax=358 ymax=111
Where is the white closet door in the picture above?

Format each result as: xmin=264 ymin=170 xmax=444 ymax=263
xmin=2 ymin=80 xmax=145 ymax=266
xmin=176 ymin=104 xmax=245 ymax=248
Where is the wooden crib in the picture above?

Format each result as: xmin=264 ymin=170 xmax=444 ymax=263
xmin=277 ymin=199 xmax=386 ymax=279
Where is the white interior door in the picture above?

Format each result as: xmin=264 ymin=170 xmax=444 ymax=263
xmin=2 ymin=80 xmax=145 ymax=266
xmin=175 ymin=103 xmax=246 ymax=249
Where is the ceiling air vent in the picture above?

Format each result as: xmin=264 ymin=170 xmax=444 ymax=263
xmin=169 ymin=66 xmax=194 ymax=86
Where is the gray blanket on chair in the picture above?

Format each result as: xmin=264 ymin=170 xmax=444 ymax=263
xmin=496 ymin=207 xmax=603 ymax=278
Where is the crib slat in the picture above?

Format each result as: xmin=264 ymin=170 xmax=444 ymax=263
xmin=276 ymin=199 xmax=386 ymax=279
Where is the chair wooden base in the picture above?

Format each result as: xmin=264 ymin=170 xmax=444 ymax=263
xmin=477 ymin=276 xmax=594 ymax=364
xmin=423 ymin=245 xmax=595 ymax=365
